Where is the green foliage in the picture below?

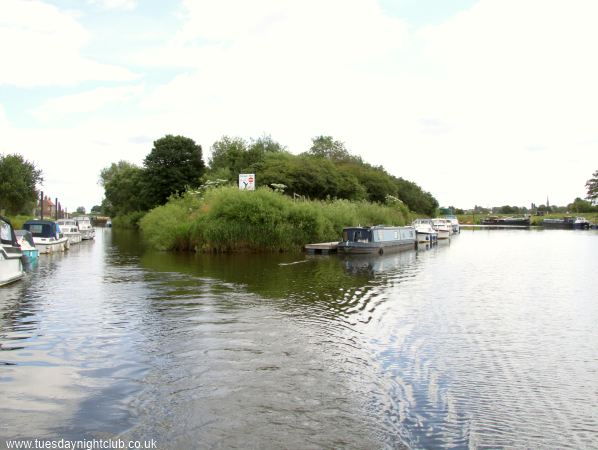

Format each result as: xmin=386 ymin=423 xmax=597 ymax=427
xmin=0 ymin=153 xmax=43 ymax=215
xmin=76 ymin=206 xmax=86 ymax=214
xmin=567 ymin=197 xmax=597 ymax=213
xmin=393 ymin=177 xmax=438 ymax=216
xmin=140 ymin=186 xmax=414 ymax=252
xmin=586 ymin=170 xmax=598 ymax=203
xmin=144 ymin=135 xmax=205 ymax=207
xmin=306 ymin=135 xmax=359 ymax=162
xmin=99 ymin=161 xmax=149 ymax=216
xmin=111 ymin=211 xmax=147 ymax=229
xmin=5 ymin=215 xmax=35 ymax=229
xmin=208 ymin=135 xmax=284 ymax=182
xmin=258 ymin=153 xmax=366 ymax=200
xmin=90 ymin=205 xmax=102 ymax=214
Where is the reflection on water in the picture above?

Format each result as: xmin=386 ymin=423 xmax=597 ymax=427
xmin=1 ymin=228 xmax=597 ymax=448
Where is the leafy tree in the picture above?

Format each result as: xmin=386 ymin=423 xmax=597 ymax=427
xmin=306 ymin=135 xmax=360 ymax=162
xmin=586 ymin=170 xmax=598 ymax=203
xmin=567 ymin=197 xmax=596 ymax=213
xmin=144 ymin=135 xmax=205 ymax=207
xmin=208 ymin=135 xmax=284 ymax=182
xmin=90 ymin=205 xmax=102 ymax=214
xmin=99 ymin=161 xmax=149 ymax=216
xmin=0 ymin=153 xmax=43 ymax=215
xmin=393 ymin=177 xmax=438 ymax=216
xmin=76 ymin=206 xmax=86 ymax=214
xmin=258 ymin=153 xmax=365 ymax=200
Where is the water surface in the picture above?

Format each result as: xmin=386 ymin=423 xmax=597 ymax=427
xmin=1 ymin=229 xmax=597 ymax=449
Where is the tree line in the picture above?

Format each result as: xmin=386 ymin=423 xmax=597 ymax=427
xmin=100 ymin=134 xmax=440 ymax=218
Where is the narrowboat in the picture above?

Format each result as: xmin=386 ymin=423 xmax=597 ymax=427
xmin=0 ymin=216 xmax=25 ymax=286
xmin=74 ymin=216 xmax=95 ymax=240
xmin=481 ymin=216 xmax=531 ymax=226
xmin=543 ymin=216 xmax=590 ymax=229
xmin=23 ymin=220 xmax=70 ymax=254
xmin=412 ymin=219 xmax=438 ymax=244
xmin=15 ymin=230 xmax=39 ymax=266
xmin=57 ymin=219 xmax=82 ymax=244
xmin=337 ymin=225 xmax=416 ymax=255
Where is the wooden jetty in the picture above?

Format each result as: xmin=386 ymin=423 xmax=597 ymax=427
xmin=304 ymin=242 xmax=339 ymax=254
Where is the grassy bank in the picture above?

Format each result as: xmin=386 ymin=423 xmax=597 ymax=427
xmin=140 ymin=186 xmax=413 ymax=252
xmin=4 ymin=215 xmax=35 ymax=229
xmin=457 ymin=212 xmax=598 ymax=226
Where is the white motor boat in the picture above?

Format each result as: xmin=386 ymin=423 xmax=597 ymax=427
xmin=432 ymin=218 xmax=452 ymax=239
xmin=1 ymin=216 xmax=25 ymax=286
xmin=412 ymin=218 xmax=438 ymax=244
xmin=23 ymin=220 xmax=70 ymax=254
xmin=445 ymin=215 xmax=460 ymax=234
xmin=57 ymin=219 xmax=82 ymax=244
xmin=74 ymin=216 xmax=95 ymax=240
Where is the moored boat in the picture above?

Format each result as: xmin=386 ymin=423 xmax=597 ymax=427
xmin=431 ymin=218 xmax=451 ymax=239
xmin=412 ymin=218 xmax=438 ymax=244
xmin=23 ymin=220 xmax=70 ymax=254
xmin=15 ymin=230 xmax=39 ymax=267
xmin=337 ymin=225 xmax=416 ymax=255
xmin=57 ymin=219 xmax=82 ymax=244
xmin=573 ymin=217 xmax=590 ymax=229
xmin=74 ymin=216 xmax=95 ymax=240
xmin=481 ymin=216 xmax=531 ymax=226
xmin=445 ymin=215 xmax=460 ymax=234
xmin=1 ymin=216 xmax=25 ymax=286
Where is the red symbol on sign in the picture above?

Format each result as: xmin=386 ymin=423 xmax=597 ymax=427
xmin=248 ymin=177 xmax=254 ymax=182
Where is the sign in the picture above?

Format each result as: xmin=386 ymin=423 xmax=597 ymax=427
xmin=239 ymin=173 xmax=255 ymax=191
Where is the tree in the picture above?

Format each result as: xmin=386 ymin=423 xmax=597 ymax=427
xmin=306 ymin=136 xmax=359 ymax=162
xmin=567 ymin=197 xmax=596 ymax=213
xmin=144 ymin=135 xmax=205 ymax=207
xmin=208 ymin=135 xmax=284 ymax=182
xmin=76 ymin=206 xmax=86 ymax=214
xmin=585 ymin=170 xmax=598 ymax=204
xmin=99 ymin=161 xmax=149 ymax=216
xmin=90 ymin=205 xmax=102 ymax=214
xmin=0 ymin=153 xmax=43 ymax=215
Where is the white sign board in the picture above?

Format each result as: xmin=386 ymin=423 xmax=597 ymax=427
xmin=239 ymin=173 xmax=255 ymax=191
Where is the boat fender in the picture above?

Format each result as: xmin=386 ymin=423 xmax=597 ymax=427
xmin=378 ymin=248 xmax=384 ymax=255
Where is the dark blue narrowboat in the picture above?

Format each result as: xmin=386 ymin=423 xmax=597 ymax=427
xmin=337 ymin=225 xmax=416 ymax=255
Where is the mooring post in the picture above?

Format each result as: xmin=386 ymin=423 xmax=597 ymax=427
xmin=40 ymin=191 xmax=44 ymax=220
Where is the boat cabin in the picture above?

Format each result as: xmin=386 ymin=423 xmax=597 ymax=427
xmin=23 ymin=220 xmax=63 ymax=241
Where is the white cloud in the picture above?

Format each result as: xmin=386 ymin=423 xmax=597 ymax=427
xmin=31 ymin=85 xmax=145 ymax=122
xmin=87 ymin=0 xmax=137 ymax=11
xmin=3 ymin=0 xmax=598 ymax=210
xmin=0 ymin=0 xmax=137 ymax=87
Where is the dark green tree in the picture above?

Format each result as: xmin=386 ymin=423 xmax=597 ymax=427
xmin=76 ymin=206 xmax=86 ymax=214
xmin=0 ymin=153 xmax=43 ymax=215
xmin=585 ymin=170 xmax=598 ymax=203
xmin=144 ymin=135 xmax=205 ymax=207
xmin=306 ymin=135 xmax=360 ymax=162
xmin=90 ymin=205 xmax=102 ymax=214
xmin=99 ymin=161 xmax=148 ymax=216
xmin=208 ymin=135 xmax=284 ymax=182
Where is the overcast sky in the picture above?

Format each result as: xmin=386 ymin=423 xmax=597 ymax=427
xmin=1 ymin=0 xmax=597 ymax=212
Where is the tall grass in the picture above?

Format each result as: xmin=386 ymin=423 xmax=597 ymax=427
xmin=140 ymin=186 xmax=414 ymax=252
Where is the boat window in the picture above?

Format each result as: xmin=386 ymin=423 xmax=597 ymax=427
xmin=394 ymin=231 xmax=398 ymax=240
xmin=1 ymin=220 xmax=13 ymax=244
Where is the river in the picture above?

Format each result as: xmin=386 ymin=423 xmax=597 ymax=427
xmin=1 ymin=228 xmax=597 ymax=449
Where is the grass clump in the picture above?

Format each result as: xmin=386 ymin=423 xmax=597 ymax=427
xmin=140 ymin=186 xmax=414 ymax=252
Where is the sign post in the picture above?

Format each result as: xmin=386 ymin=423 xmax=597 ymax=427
xmin=239 ymin=174 xmax=255 ymax=191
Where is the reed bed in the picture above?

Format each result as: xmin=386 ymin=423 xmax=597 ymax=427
xmin=140 ymin=186 xmax=413 ymax=252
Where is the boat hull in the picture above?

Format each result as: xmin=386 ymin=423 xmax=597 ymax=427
xmin=34 ymin=237 xmax=70 ymax=254
xmin=0 ymin=251 xmax=24 ymax=286
xmin=338 ymin=240 xmax=415 ymax=255
xmin=65 ymin=233 xmax=82 ymax=245
xmin=416 ymin=231 xmax=438 ymax=243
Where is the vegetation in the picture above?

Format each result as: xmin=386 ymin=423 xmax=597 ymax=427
xmin=0 ymin=153 xmax=43 ymax=215
xmin=140 ymin=186 xmax=413 ymax=252
xmin=206 ymin=135 xmax=438 ymax=215
xmin=586 ymin=170 xmax=598 ymax=204
xmin=99 ymin=135 xmax=205 ymax=217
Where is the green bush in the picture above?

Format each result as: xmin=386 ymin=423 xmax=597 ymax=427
xmin=112 ymin=211 xmax=147 ymax=230
xmin=140 ymin=186 xmax=415 ymax=252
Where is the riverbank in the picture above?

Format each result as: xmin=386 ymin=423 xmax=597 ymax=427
xmin=138 ymin=186 xmax=413 ymax=252
xmin=457 ymin=212 xmax=598 ymax=226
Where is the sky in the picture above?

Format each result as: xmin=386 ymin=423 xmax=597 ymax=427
xmin=1 ymin=0 xmax=597 ymax=212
